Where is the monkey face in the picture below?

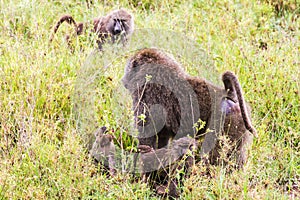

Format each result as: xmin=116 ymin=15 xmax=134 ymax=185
xmin=112 ymin=19 xmax=124 ymax=35
xmin=93 ymin=126 xmax=112 ymax=147
xmin=90 ymin=128 xmax=114 ymax=163
xmin=108 ymin=9 xmax=133 ymax=38
xmin=98 ymin=134 xmax=113 ymax=148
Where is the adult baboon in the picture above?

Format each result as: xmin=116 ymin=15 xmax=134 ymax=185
xmin=49 ymin=8 xmax=134 ymax=50
xmin=122 ymin=48 xmax=257 ymax=197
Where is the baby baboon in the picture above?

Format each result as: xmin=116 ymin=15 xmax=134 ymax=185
xmin=49 ymin=8 xmax=134 ymax=50
xmin=122 ymin=48 xmax=256 ymax=196
xmin=90 ymin=126 xmax=116 ymax=176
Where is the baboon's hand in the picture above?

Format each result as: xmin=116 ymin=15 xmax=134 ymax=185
xmin=138 ymin=145 xmax=154 ymax=153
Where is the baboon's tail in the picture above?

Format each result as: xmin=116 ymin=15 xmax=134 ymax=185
xmin=49 ymin=15 xmax=78 ymax=42
xmin=222 ymin=71 xmax=257 ymax=137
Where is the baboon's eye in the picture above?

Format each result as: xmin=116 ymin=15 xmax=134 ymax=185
xmin=116 ymin=19 xmax=126 ymax=26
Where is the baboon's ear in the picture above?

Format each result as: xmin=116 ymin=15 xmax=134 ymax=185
xmin=100 ymin=126 xmax=107 ymax=133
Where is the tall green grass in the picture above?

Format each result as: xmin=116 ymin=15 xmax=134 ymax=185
xmin=0 ymin=0 xmax=299 ymax=199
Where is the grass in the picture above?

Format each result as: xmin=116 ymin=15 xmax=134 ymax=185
xmin=0 ymin=0 xmax=299 ymax=199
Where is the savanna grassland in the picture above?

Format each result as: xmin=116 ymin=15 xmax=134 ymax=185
xmin=0 ymin=0 xmax=299 ymax=199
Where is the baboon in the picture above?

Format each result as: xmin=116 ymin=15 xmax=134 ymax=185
xmin=49 ymin=8 xmax=134 ymax=50
xmin=90 ymin=126 xmax=116 ymax=176
xmin=122 ymin=48 xmax=257 ymax=197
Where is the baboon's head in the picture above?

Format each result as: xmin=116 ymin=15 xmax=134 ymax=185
xmin=122 ymin=48 xmax=185 ymax=91
xmin=90 ymin=126 xmax=114 ymax=161
xmin=107 ymin=8 xmax=134 ymax=37
xmin=93 ymin=126 xmax=113 ymax=148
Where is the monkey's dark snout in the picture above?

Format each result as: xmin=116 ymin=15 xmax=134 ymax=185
xmin=114 ymin=27 xmax=122 ymax=34
xmin=114 ymin=22 xmax=122 ymax=35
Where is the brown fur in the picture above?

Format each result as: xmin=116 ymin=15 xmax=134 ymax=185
xmin=122 ymin=48 xmax=257 ymax=197
xmin=90 ymin=126 xmax=116 ymax=176
xmin=138 ymin=137 xmax=197 ymax=198
xmin=49 ymin=8 xmax=134 ymax=50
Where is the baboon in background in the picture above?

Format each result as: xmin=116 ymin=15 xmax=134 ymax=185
xmin=90 ymin=126 xmax=116 ymax=176
xmin=49 ymin=8 xmax=134 ymax=50
xmin=122 ymin=48 xmax=257 ymax=197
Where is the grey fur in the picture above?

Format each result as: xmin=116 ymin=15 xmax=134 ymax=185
xmin=90 ymin=126 xmax=116 ymax=176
